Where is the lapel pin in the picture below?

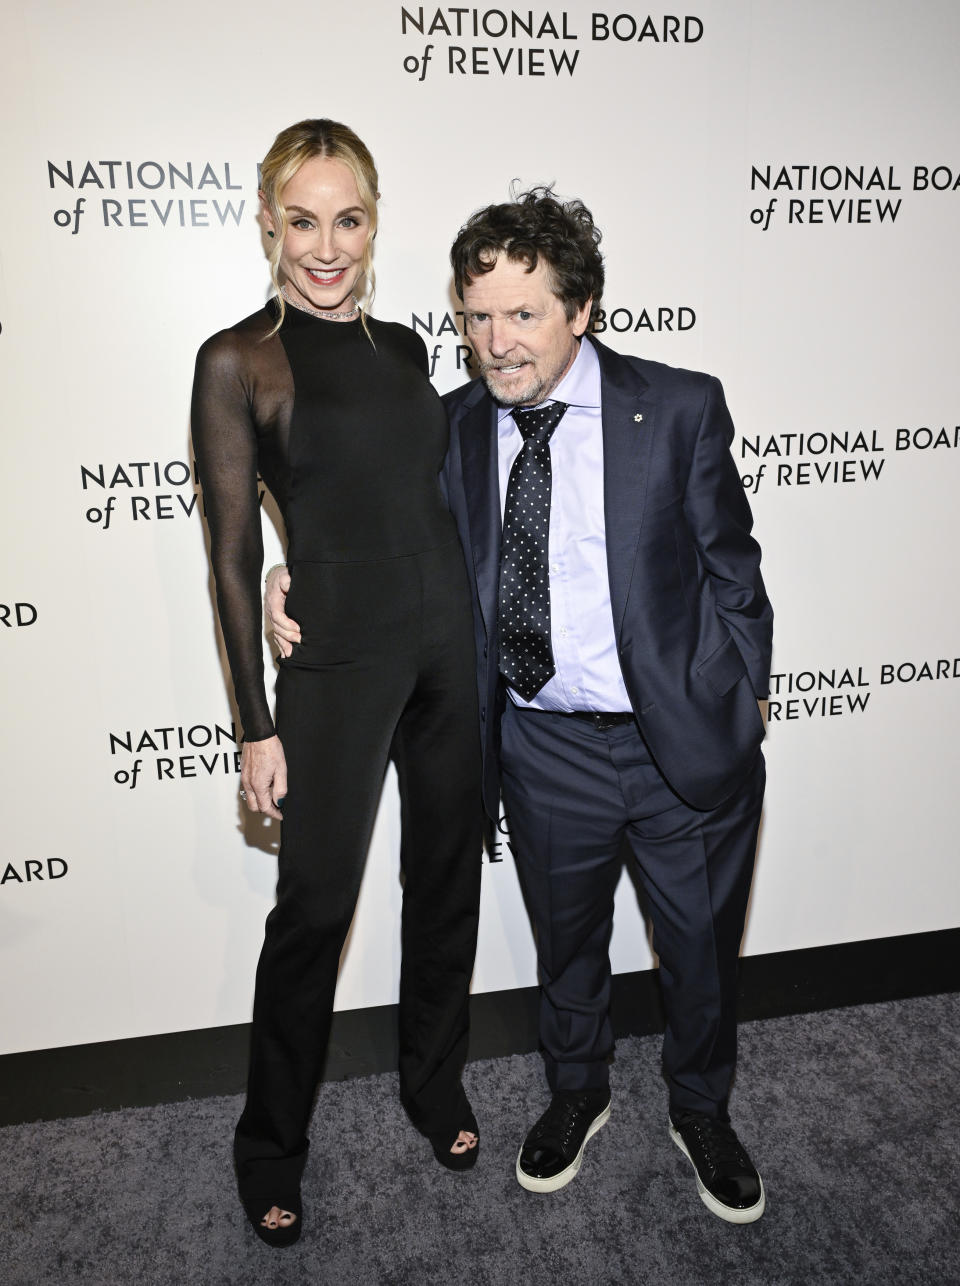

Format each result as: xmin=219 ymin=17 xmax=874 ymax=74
xmin=634 ymin=413 xmax=643 ymax=423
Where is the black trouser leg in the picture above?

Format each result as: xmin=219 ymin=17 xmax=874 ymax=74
xmin=393 ymin=548 xmax=482 ymax=1135
xmin=235 ymin=545 xmax=481 ymax=1199
xmin=234 ymin=660 xmax=404 ymax=1200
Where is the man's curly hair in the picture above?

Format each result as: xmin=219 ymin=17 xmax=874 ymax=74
xmin=450 ymin=186 xmax=604 ymax=328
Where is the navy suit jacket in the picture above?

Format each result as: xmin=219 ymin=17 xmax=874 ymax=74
xmin=441 ymin=335 xmax=773 ymax=816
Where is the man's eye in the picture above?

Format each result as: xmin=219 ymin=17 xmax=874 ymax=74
xmin=468 ymin=313 xmax=489 ymax=324
xmin=517 ymin=311 xmax=532 ymax=321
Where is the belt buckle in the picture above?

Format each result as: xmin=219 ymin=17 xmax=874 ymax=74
xmin=593 ymin=713 xmax=619 ymax=731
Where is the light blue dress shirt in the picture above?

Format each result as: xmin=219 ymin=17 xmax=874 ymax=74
xmin=497 ymin=338 xmax=632 ymax=713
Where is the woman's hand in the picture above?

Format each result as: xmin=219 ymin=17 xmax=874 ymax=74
xmin=240 ymin=736 xmax=287 ymax=821
xmin=264 ymin=564 xmax=301 ymax=658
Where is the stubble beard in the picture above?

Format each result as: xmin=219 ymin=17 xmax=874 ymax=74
xmin=481 ymin=361 xmax=546 ymax=407
xmin=480 ymin=339 xmax=579 ymax=407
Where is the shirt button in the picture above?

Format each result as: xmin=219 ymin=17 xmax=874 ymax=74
xmin=571 ymin=686 xmax=580 ymax=696
xmin=551 ymin=563 xmax=560 ymax=573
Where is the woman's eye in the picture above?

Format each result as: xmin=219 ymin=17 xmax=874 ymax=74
xmin=339 ymin=216 xmax=359 ymax=228
xmin=291 ymin=218 xmax=313 ymax=231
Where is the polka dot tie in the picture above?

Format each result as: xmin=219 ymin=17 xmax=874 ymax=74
xmin=498 ymin=401 xmax=568 ymax=701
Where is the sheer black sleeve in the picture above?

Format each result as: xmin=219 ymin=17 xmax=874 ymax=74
xmin=191 ymin=330 xmax=275 ymax=743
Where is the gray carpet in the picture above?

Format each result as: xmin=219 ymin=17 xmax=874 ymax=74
xmin=2 ymin=994 xmax=958 ymax=1285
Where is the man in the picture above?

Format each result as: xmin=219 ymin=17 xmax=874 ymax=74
xmin=267 ymin=187 xmax=772 ymax=1223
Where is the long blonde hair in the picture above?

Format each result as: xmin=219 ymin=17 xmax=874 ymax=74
xmin=260 ymin=119 xmax=379 ymax=338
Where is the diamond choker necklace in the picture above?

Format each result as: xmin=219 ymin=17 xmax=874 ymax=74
xmin=281 ymin=283 xmax=360 ymax=321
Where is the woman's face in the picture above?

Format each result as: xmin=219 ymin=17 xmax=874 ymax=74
xmin=266 ymin=155 xmax=371 ymax=313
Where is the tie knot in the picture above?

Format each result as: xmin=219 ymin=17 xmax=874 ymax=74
xmin=512 ymin=401 xmax=568 ymax=443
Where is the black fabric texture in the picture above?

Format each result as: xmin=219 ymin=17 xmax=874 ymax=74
xmin=191 ymin=302 xmax=456 ymax=741
xmin=192 ymin=299 xmax=482 ymax=1203
xmin=234 ymin=542 xmax=482 ymax=1199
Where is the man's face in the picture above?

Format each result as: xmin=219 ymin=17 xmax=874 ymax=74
xmin=462 ymin=255 xmax=591 ymax=406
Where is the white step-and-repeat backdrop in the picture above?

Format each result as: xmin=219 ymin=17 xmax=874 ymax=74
xmin=2 ymin=1 xmax=958 ymax=1055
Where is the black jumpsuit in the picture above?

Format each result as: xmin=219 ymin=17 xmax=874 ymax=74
xmin=192 ymin=300 xmax=481 ymax=1202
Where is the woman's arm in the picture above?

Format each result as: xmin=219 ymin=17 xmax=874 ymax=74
xmin=192 ymin=331 xmax=286 ymax=818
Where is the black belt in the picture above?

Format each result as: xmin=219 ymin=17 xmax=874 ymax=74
xmin=566 ymin=711 xmax=636 ymax=731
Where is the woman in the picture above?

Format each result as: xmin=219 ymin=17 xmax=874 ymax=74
xmin=191 ymin=119 xmax=481 ymax=1248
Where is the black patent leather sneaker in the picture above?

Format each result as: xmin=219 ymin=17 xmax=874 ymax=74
xmin=517 ymin=1090 xmax=611 ymax=1193
xmin=669 ymin=1110 xmax=765 ymax=1223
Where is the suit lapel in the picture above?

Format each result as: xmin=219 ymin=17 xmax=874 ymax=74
xmin=594 ymin=338 xmax=655 ymax=637
xmin=458 ymin=388 xmax=501 ymax=639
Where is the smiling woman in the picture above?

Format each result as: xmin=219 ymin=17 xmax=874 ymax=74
xmin=191 ymin=119 xmax=483 ymax=1249
xmin=258 ymin=119 xmax=380 ymax=333
xmin=268 ymin=160 xmax=368 ymax=312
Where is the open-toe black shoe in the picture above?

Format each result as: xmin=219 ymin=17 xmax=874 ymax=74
xmin=427 ymin=1124 xmax=480 ymax=1171
xmin=241 ymin=1192 xmax=303 ymax=1247
xmin=426 ymin=1094 xmax=480 ymax=1171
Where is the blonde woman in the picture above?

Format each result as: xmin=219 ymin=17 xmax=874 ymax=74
xmin=192 ymin=119 xmax=481 ymax=1247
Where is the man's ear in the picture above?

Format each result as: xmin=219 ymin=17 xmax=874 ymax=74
xmin=573 ymin=297 xmax=593 ymax=337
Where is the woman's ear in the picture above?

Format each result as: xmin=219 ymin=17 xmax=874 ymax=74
xmin=258 ymin=190 xmax=277 ymax=240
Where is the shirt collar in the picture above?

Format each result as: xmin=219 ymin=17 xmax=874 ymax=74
xmin=495 ymin=335 xmax=601 ymax=424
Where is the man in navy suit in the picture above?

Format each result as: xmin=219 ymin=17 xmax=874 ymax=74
xmin=441 ymin=188 xmax=771 ymax=1222
xmin=267 ymin=187 xmax=772 ymax=1222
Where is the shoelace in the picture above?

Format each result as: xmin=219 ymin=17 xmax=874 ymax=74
xmin=684 ymin=1118 xmax=751 ymax=1174
xmin=532 ymin=1097 xmax=594 ymax=1149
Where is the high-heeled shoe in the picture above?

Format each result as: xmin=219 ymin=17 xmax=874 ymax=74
xmin=241 ymin=1192 xmax=303 ymax=1247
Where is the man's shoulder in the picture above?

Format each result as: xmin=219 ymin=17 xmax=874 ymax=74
xmin=442 ymin=375 xmax=490 ymax=418
xmin=590 ymin=336 xmax=718 ymax=396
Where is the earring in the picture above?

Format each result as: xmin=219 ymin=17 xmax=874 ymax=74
xmin=267 ymin=230 xmax=275 ymax=238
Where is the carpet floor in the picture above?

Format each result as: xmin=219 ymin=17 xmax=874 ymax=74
xmin=2 ymin=992 xmax=957 ymax=1285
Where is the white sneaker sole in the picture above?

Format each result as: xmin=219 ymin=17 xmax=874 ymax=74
xmin=516 ymin=1103 xmax=611 ymax=1193
xmin=669 ymin=1120 xmax=765 ymax=1223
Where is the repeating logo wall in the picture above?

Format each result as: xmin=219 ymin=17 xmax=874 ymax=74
xmin=739 ymin=425 xmax=959 ymax=494
xmin=767 ymin=658 xmax=960 ymax=723
xmin=748 ymin=164 xmax=958 ymax=231
xmin=5 ymin=0 xmax=958 ymax=1057
xmin=48 ymin=160 xmax=251 ymax=234
xmin=109 ymin=721 xmax=241 ymax=788
xmin=1 ymin=601 xmax=37 ymax=628
xmin=398 ymin=7 xmax=705 ymax=81
xmin=80 ymin=459 xmax=267 ymax=529
xmin=485 ymin=813 xmax=514 ymax=863
xmin=1 ymin=859 xmax=68 ymax=887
